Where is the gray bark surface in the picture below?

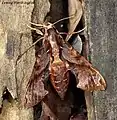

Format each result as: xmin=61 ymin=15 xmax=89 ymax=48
xmin=0 ymin=0 xmax=35 ymax=120
xmin=86 ymin=0 xmax=117 ymax=120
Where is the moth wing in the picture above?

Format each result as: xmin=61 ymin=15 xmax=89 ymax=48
xmin=24 ymin=72 xmax=48 ymax=107
xmin=62 ymin=44 xmax=106 ymax=91
xmin=24 ymin=51 xmax=49 ymax=107
xmin=62 ymin=44 xmax=89 ymax=65
xmin=71 ymin=65 xmax=106 ymax=91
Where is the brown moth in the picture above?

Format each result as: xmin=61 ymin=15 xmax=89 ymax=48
xmin=24 ymin=23 xmax=106 ymax=107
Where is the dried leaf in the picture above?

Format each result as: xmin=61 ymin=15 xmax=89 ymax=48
xmin=24 ymin=49 xmax=49 ymax=107
xmin=66 ymin=0 xmax=84 ymax=41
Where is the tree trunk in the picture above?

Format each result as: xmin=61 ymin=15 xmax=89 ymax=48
xmin=0 ymin=1 xmax=36 ymax=120
xmin=86 ymin=0 xmax=117 ymax=120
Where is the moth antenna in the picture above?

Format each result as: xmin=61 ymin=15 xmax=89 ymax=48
xmin=27 ymin=25 xmax=43 ymax=36
xmin=66 ymin=26 xmax=86 ymax=42
xmin=53 ymin=14 xmax=75 ymax=25
xmin=30 ymin=22 xmax=45 ymax=27
xmin=27 ymin=25 xmax=37 ymax=30
xmin=30 ymin=14 xmax=75 ymax=28
xmin=59 ymin=26 xmax=86 ymax=36
xmin=71 ymin=26 xmax=86 ymax=35
xmin=17 ymin=37 xmax=44 ymax=62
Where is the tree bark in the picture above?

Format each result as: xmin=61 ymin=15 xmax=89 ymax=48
xmin=86 ymin=0 xmax=117 ymax=120
xmin=0 ymin=1 xmax=35 ymax=120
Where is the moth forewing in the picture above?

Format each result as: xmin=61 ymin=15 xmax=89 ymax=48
xmin=24 ymin=48 xmax=49 ymax=107
xmin=70 ymin=64 xmax=106 ymax=92
xmin=61 ymin=38 xmax=106 ymax=92
xmin=24 ymin=72 xmax=48 ymax=107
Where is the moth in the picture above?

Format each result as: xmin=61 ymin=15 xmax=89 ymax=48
xmin=24 ymin=23 xmax=106 ymax=107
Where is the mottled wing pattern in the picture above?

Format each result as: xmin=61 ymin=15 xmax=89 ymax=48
xmin=46 ymin=27 xmax=70 ymax=99
xmin=49 ymin=59 xmax=69 ymax=99
xmin=62 ymin=43 xmax=106 ymax=91
xmin=24 ymin=50 xmax=49 ymax=107
xmin=71 ymin=65 xmax=106 ymax=91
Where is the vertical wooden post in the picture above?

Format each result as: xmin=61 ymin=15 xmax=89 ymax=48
xmin=86 ymin=0 xmax=117 ymax=119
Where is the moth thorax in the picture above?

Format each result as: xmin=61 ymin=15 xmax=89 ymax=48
xmin=52 ymin=48 xmax=60 ymax=58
